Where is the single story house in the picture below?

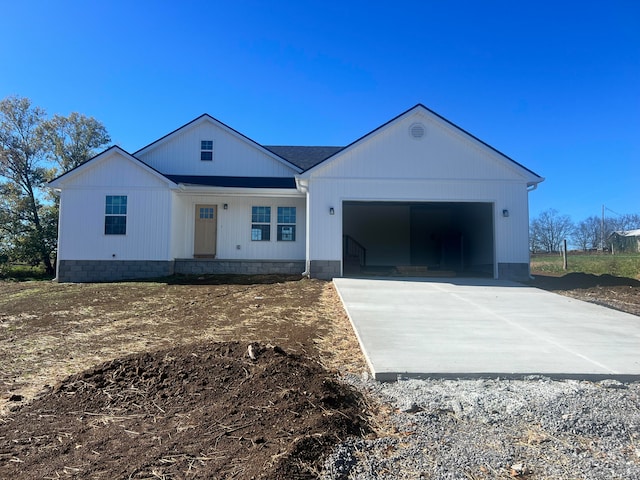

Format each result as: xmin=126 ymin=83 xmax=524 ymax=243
xmin=49 ymin=104 xmax=544 ymax=282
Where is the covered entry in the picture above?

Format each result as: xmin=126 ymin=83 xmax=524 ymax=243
xmin=342 ymin=201 xmax=494 ymax=277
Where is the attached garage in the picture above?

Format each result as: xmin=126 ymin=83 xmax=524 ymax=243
xmin=299 ymin=104 xmax=544 ymax=281
xmin=342 ymin=201 xmax=494 ymax=277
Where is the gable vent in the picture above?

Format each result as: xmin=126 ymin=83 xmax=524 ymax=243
xmin=409 ymin=122 xmax=426 ymax=139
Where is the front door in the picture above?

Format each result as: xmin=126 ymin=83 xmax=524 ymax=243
xmin=194 ymin=205 xmax=217 ymax=257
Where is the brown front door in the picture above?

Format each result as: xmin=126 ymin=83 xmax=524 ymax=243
xmin=194 ymin=205 xmax=217 ymax=257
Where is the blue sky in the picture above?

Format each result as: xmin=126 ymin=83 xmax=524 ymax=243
xmin=1 ymin=0 xmax=638 ymax=223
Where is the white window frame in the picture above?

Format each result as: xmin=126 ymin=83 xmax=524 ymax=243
xmin=277 ymin=206 xmax=296 ymax=241
xmin=251 ymin=206 xmax=271 ymax=241
xmin=201 ymin=140 xmax=214 ymax=161
xmin=105 ymin=195 xmax=127 ymax=235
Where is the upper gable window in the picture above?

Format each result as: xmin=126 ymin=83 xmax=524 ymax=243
xmin=201 ymin=140 xmax=213 ymax=161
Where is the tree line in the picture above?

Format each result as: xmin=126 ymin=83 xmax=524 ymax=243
xmin=530 ymin=208 xmax=640 ymax=253
xmin=0 ymin=96 xmax=111 ymax=274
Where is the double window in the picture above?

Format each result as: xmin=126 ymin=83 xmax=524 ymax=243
xmin=251 ymin=206 xmax=296 ymax=241
xmin=201 ymin=140 xmax=213 ymax=161
xmin=105 ymin=195 xmax=127 ymax=235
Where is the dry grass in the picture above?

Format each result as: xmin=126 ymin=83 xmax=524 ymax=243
xmin=0 ymin=277 xmax=369 ymax=416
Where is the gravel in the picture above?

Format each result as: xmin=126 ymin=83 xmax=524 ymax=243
xmin=323 ymin=375 xmax=640 ymax=479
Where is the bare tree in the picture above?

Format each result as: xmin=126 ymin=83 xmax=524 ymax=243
xmin=572 ymin=215 xmax=600 ymax=251
xmin=530 ymin=209 xmax=574 ymax=253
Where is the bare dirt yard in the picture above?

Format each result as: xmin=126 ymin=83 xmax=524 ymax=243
xmin=0 ymin=272 xmax=639 ymax=479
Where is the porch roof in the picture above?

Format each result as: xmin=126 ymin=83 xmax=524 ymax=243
xmin=165 ymin=175 xmax=297 ymax=189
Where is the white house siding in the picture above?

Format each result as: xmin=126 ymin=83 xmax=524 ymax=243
xmin=307 ymin=178 xmax=529 ymax=269
xmin=56 ymin=153 xmax=173 ymax=262
xmin=314 ymin=111 xmax=528 ymax=182
xmin=54 ymin=152 xmax=175 ymax=282
xmin=304 ymin=110 xmax=535 ymax=280
xmin=136 ymin=119 xmax=298 ymax=177
xmin=171 ymin=192 xmax=306 ymax=261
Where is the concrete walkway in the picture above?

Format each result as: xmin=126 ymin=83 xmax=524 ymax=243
xmin=333 ymin=277 xmax=640 ymax=381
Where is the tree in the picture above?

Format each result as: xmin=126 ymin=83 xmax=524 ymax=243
xmin=0 ymin=96 xmax=111 ymax=274
xmin=43 ymin=112 xmax=111 ymax=171
xmin=571 ymin=215 xmax=600 ymax=251
xmin=0 ymin=96 xmax=55 ymax=274
xmin=530 ymin=208 xmax=574 ymax=253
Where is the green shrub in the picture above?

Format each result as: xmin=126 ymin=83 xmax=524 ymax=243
xmin=0 ymin=263 xmax=54 ymax=281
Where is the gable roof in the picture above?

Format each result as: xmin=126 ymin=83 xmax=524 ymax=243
xmin=49 ymin=105 xmax=543 ymax=190
xmin=298 ymin=104 xmax=544 ymax=185
xmin=611 ymin=229 xmax=640 ymax=238
xmin=48 ymin=145 xmax=177 ymax=189
xmin=134 ymin=114 xmax=304 ymax=174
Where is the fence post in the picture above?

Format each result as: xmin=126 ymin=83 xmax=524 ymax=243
xmin=562 ymin=239 xmax=568 ymax=271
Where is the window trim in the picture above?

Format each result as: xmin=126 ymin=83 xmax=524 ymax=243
xmin=200 ymin=140 xmax=213 ymax=161
xmin=105 ymin=195 xmax=127 ymax=235
xmin=251 ymin=206 xmax=271 ymax=241
xmin=277 ymin=206 xmax=296 ymax=241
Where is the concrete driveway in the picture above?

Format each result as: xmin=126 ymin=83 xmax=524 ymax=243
xmin=333 ymin=277 xmax=640 ymax=381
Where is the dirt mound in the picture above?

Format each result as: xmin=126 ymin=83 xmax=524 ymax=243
xmin=529 ymin=272 xmax=640 ymax=290
xmin=528 ymin=273 xmax=640 ymax=316
xmin=0 ymin=341 xmax=370 ymax=479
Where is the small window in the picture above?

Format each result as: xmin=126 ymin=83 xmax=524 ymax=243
xmin=105 ymin=195 xmax=127 ymax=235
xmin=199 ymin=207 xmax=215 ymax=219
xmin=201 ymin=140 xmax=213 ymax=161
xmin=277 ymin=206 xmax=296 ymax=241
xmin=251 ymin=206 xmax=271 ymax=241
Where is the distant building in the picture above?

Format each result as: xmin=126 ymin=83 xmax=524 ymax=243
xmin=609 ymin=229 xmax=640 ymax=253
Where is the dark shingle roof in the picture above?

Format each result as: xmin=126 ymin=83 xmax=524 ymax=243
xmin=165 ymin=175 xmax=296 ymax=189
xmin=264 ymin=146 xmax=344 ymax=170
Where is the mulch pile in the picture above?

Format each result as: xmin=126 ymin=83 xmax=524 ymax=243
xmin=0 ymin=341 xmax=370 ymax=479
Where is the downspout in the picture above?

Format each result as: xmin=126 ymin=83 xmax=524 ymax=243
xmin=526 ymin=181 xmax=539 ymax=278
xmin=51 ymin=188 xmax=62 ymax=282
xmin=295 ymin=177 xmax=311 ymax=277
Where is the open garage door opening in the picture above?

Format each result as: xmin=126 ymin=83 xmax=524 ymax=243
xmin=343 ymin=201 xmax=494 ymax=278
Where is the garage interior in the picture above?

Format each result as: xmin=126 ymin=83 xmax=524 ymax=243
xmin=343 ymin=201 xmax=494 ymax=277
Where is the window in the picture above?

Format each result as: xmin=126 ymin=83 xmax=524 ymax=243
xmin=277 ymin=207 xmax=296 ymax=241
xmin=105 ymin=195 xmax=127 ymax=235
xmin=251 ymin=206 xmax=271 ymax=241
xmin=199 ymin=207 xmax=215 ymax=219
xmin=201 ymin=140 xmax=213 ymax=161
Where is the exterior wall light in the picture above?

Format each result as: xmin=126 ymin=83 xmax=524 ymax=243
xmin=502 ymin=209 xmax=509 ymax=217
xmin=329 ymin=207 xmax=335 ymax=215
xmin=223 ymin=203 xmax=228 ymax=210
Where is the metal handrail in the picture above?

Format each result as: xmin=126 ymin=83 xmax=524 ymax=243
xmin=344 ymin=235 xmax=366 ymax=266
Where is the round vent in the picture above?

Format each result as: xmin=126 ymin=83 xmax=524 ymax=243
xmin=409 ymin=122 xmax=426 ymax=139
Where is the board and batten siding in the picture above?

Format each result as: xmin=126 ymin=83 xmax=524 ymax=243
xmin=56 ymin=153 xmax=173 ymax=261
xmin=307 ymin=178 xmax=530 ymax=264
xmin=171 ymin=193 xmax=306 ymax=261
xmin=304 ymin=109 xmax=536 ymax=272
xmin=136 ymin=119 xmax=298 ymax=177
